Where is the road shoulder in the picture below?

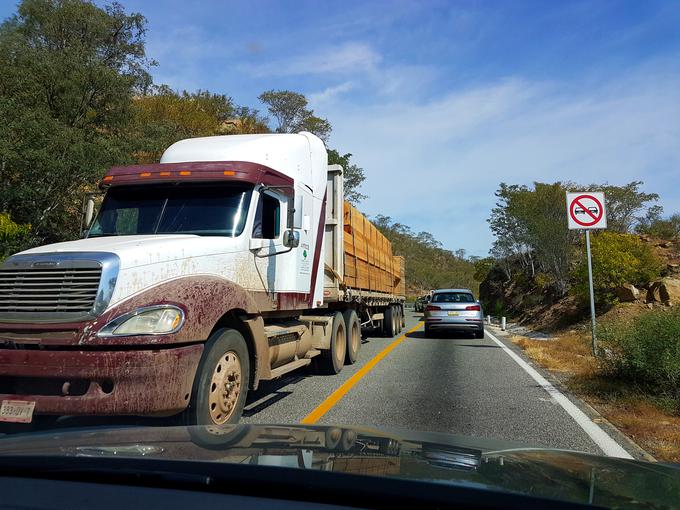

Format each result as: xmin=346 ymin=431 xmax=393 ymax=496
xmin=487 ymin=325 xmax=654 ymax=462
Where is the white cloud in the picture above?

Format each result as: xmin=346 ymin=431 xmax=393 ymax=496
xmin=246 ymin=42 xmax=380 ymax=77
xmin=309 ymin=81 xmax=356 ymax=106
xmin=323 ymin=61 xmax=680 ymax=256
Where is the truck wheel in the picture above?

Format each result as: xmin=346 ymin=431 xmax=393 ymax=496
xmin=383 ymin=306 xmax=397 ymax=337
xmin=343 ymin=309 xmax=361 ymax=365
xmin=400 ymin=306 xmax=406 ymax=328
xmin=313 ymin=312 xmax=346 ymax=375
xmin=185 ymin=328 xmax=250 ymax=426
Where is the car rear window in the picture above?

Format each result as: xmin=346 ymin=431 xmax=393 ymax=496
xmin=432 ymin=292 xmax=475 ymax=303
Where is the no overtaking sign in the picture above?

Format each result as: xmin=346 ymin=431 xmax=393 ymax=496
xmin=567 ymin=192 xmax=607 ymax=230
xmin=566 ymin=191 xmax=607 ymax=356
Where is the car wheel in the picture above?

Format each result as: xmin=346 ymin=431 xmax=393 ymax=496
xmin=185 ymin=328 xmax=250 ymax=426
xmin=475 ymin=328 xmax=485 ymax=339
xmin=424 ymin=325 xmax=432 ymax=338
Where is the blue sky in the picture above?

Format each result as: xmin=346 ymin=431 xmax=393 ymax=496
xmin=3 ymin=0 xmax=680 ymax=256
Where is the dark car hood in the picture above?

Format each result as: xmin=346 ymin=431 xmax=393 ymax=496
xmin=0 ymin=424 xmax=678 ymax=508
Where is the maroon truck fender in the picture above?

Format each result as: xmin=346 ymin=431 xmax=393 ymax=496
xmin=82 ymin=276 xmax=270 ymax=388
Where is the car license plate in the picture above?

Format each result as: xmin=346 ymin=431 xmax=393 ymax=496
xmin=0 ymin=400 xmax=35 ymax=423
xmin=447 ymin=312 xmax=459 ymax=316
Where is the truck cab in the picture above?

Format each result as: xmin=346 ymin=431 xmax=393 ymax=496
xmin=0 ymin=133 xmax=404 ymax=426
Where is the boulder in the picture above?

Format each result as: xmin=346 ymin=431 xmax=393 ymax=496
xmin=616 ymin=283 xmax=640 ymax=302
xmin=647 ymin=278 xmax=680 ymax=306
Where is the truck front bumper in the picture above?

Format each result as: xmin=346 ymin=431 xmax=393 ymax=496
xmin=0 ymin=344 xmax=203 ymax=417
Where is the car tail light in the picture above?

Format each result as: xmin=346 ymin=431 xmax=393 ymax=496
xmin=465 ymin=305 xmax=481 ymax=311
xmin=425 ymin=305 xmax=441 ymax=311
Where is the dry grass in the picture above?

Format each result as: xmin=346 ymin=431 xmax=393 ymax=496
xmin=512 ymin=332 xmax=596 ymax=375
xmin=512 ymin=333 xmax=680 ymax=463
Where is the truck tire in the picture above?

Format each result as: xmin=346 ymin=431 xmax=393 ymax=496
xmin=313 ymin=312 xmax=346 ymax=375
xmin=395 ymin=306 xmax=402 ymax=334
xmin=383 ymin=306 xmax=397 ymax=337
xmin=400 ymin=306 xmax=406 ymax=328
xmin=343 ymin=309 xmax=361 ymax=365
xmin=185 ymin=328 xmax=250 ymax=426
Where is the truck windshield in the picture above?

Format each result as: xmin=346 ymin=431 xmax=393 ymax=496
xmin=88 ymin=184 xmax=253 ymax=237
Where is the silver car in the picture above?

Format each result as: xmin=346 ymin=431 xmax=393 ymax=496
xmin=423 ymin=289 xmax=484 ymax=338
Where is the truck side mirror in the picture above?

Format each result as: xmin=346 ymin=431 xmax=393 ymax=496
xmin=84 ymin=197 xmax=95 ymax=228
xmin=80 ymin=195 xmax=97 ymax=237
xmin=283 ymin=229 xmax=300 ymax=248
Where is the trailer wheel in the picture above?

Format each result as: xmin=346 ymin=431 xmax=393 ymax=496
xmin=313 ymin=312 xmax=346 ymax=375
xmin=343 ymin=309 xmax=361 ymax=365
xmin=185 ymin=328 xmax=250 ymax=426
xmin=383 ymin=306 xmax=397 ymax=337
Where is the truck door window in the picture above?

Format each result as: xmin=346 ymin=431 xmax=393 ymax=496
xmin=252 ymin=193 xmax=281 ymax=239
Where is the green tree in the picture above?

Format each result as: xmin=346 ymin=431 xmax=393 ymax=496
xmin=488 ymin=182 xmax=577 ymax=293
xmin=373 ymin=214 xmax=476 ymax=295
xmin=589 ymin=181 xmax=659 ymax=233
xmin=636 ymin=207 xmax=680 ymax=240
xmin=132 ymin=87 xmax=237 ymax=163
xmin=327 ymin=149 xmax=366 ymax=205
xmin=0 ymin=0 xmax=152 ymax=243
xmin=258 ymin=90 xmax=332 ymax=142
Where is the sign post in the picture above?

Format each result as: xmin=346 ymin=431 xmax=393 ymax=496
xmin=566 ymin=192 xmax=607 ymax=356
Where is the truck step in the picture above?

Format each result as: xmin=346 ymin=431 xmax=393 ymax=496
xmin=264 ymin=324 xmax=307 ymax=339
xmin=269 ymin=358 xmax=311 ymax=379
xmin=304 ymin=348 xmax=321 ymax=359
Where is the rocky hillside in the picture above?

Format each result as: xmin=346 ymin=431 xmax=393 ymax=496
xmin=480 ymin=235 xmax=680 ymax=331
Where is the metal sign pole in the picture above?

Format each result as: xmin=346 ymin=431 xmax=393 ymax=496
xmin=585 ymin=230 xmax=597 ymax=356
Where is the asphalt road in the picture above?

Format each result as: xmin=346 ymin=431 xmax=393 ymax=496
xmin=13 ymin=309 xmax=620 ymax=456
xmin=242 ymin=310 xmax=604 ymax=455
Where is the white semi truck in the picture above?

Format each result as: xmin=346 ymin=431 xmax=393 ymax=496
xmin=0 ymin=133 xmax=405 ymax=425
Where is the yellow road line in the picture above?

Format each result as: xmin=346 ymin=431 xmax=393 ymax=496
xmin=301 ymin=321 xmax=423 ymax=424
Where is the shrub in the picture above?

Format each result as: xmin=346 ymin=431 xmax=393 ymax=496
xmin=599 ymin=308 xmax=680 ymax=398
xmin=534 ymin=272 xmax=554 ymax=290
xmin=638 ymin=213 xmax=680 ymax=240
xmin=0 ymin=212 xmax=31 ymax=260
xmin=571 ymin=232 xmax=661 ymax=304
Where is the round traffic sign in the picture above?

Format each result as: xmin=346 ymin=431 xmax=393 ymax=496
xmin=569 ymin=194 xmax=604 ymax=227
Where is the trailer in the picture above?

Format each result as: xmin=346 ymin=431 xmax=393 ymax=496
xmin=0 ymin=133 xmax=405 ymax=425
xmin=323 ymin=165 xmax=405 ymax=334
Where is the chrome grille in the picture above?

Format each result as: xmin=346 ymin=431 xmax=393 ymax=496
xmin=0 ymin=252 xmax=118 ymax=323
xmin=0 ymin=267 xmax=102 ymax=313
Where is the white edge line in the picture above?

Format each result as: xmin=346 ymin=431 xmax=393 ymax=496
xmin=485 ymin=329 xmax=633 ymax=459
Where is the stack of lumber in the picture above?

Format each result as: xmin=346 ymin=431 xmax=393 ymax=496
xmin=343 ymin=202 xmax=405 ymax=295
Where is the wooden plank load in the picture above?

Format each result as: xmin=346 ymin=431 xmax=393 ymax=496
xmin=343 ymin=202 xmax=405 ymax=295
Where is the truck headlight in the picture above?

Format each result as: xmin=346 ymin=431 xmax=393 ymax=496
xmin=98 ymin=305 xmax=184 ymax=337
